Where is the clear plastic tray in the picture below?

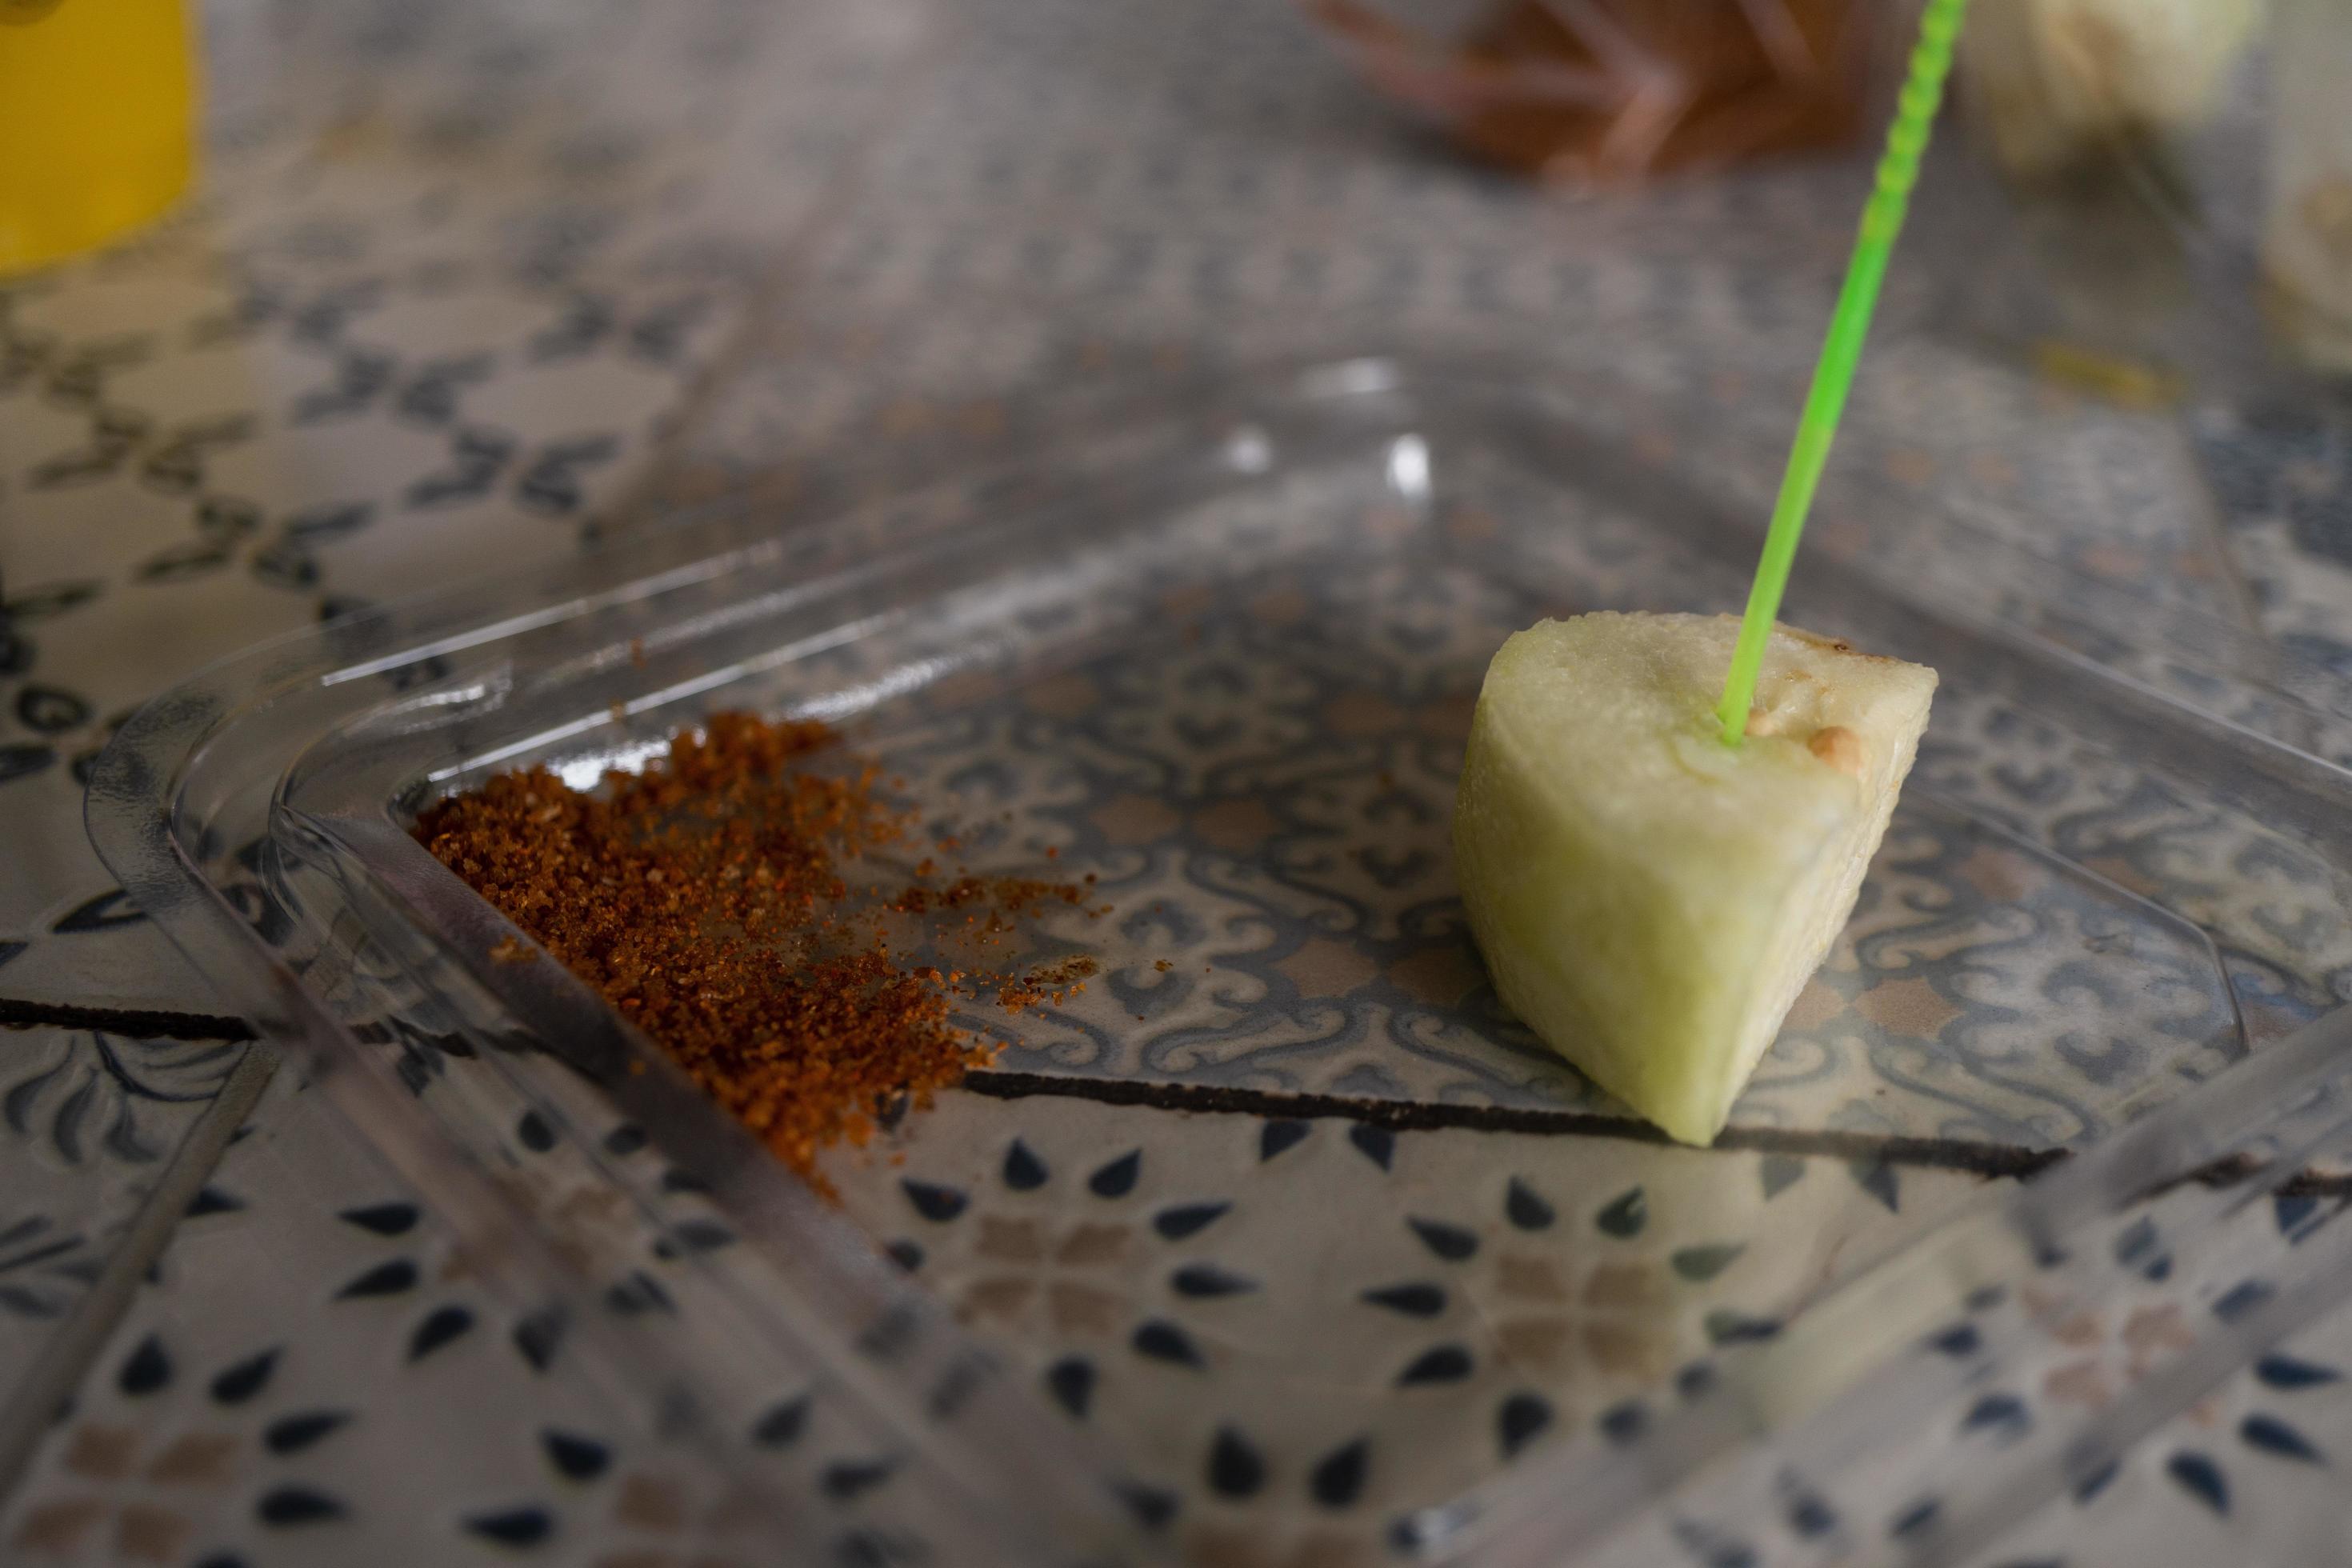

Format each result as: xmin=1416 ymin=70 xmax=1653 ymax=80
xmin=86 ymin=356 xmax=2352 ymax=1562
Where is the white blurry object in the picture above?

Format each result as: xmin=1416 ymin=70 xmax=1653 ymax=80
xmin=2264 ymin=0 xmax=2352 ymax=373
xmin=1958 ymin=0 xmax=2262 ymax=178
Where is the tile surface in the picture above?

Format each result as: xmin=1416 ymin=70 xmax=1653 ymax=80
xmin=828 ymin=1090 xmax=1995 ymax=1562
xmin=6 ymin=0 xmax=2352 ymax=1562
xmin=0 ymin=1027 xmax=250 ymax=1414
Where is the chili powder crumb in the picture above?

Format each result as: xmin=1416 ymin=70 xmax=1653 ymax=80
xmin=414 ymin=712 xmax=1094 ymax=1187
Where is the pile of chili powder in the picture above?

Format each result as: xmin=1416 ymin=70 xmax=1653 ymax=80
xmin=415 ymin=712 xmax=1095 ymax=1182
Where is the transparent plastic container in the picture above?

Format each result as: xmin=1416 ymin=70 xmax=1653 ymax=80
xmin=82 ymin=356 xmax=2352 ymax=1562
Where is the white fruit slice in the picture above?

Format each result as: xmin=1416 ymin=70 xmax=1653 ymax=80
xmin=1453 ymin=612 xmax=1937 ymax=1143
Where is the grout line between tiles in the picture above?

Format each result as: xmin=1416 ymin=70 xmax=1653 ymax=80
xmin=958 ymin=1070 xmax=2074 ymax=1178
xmin=0 ymin=998 xmax=256 ymax=1042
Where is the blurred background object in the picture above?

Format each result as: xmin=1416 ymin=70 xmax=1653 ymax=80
xmin=1301 ymin=0 xmax=1880 ymax=186
xmin=0 ymin=0 xmax=196 ymax=277
xmin=1928 ymin=0 xmax=2286 ymax=405
xmin=1298 ymin=0 xmax=2326 ymax=414
xmin=2265 ymin=0 xmax=2352 ymax=375
xmin=1954 ymin=0 xmax=2260 ymax=183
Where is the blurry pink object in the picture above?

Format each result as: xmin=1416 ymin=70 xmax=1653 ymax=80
xmin=1302 ymin=0 xmax=1877 ymax=186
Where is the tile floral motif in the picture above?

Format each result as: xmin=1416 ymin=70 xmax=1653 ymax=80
xmin=1549 ymin=1125 xmax=2352 ymax=1568
xmin=0 ymin=1027 xmax=252 ymax=1414
xmin=0 ymin=1073 xmax=867 ymax=1568
xmin=1955 ymin=1327 xmax=2352 ymax=1567
xmin=823 ymin=1088 xmax=1995 ymax=1556
xmin=1 ymin=1030 xmax=244 ymax=1178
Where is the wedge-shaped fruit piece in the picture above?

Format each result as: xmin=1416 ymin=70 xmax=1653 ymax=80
xmin=1454 ymin=612 xmax=1936 ymax=1143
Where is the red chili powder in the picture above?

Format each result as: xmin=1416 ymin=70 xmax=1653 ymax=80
xmin=414 ymin=712 xmax=1095 ymax=1184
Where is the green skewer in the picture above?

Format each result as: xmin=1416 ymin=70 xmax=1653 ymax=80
xmin=1716 ymin=0 xmax=1970 ymax=746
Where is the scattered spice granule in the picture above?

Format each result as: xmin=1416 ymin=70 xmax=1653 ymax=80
xmin=1154 ymin=959 xmax=1173 ymax=973
xmin=994 ymin=954 xmax=1098 ymax=1010
xmin=414 ymin=712 xmax=1095 ymax=1189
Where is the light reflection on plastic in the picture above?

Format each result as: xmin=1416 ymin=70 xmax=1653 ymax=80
xmin=427 ymin=614 xmax=895 ymax=783
xmin=1223 ymin=425 xmax=1273 ymax=474
xmin=1387 ymin=434 xmax=1431 ymax=498
xmin=546 ymin=653 xmax=960 ymax=789
xmin=790 ymin=654 xmax=961 ymax=722
xmin=557 ymin=738 xmax=670 ymax=790
xmin=402 ymin=681 xmax=496 ymax=708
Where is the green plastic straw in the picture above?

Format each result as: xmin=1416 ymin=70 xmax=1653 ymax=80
xmin=1716 ymin=0 xmax=1970 ymax=745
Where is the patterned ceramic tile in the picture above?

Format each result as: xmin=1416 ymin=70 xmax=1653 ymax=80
xmin=1954 ymin=1302 xmax=2352 ymax=1566
xmin=0 ymin=1070 xmax=803 ymax=1568
xmin=0 ymin=783 xmax=214 ymax=1020
xmin=2189 ymin=400 xmax=2352 ymax=714
xmin=822 ymin=1088 xmax=1997 ymax=1560
xmin=0 ymin=1064 xmax=1999 ymax=1568
xmin=0 ymin=1026 xmax=252 ymax=1415
xmin=1527 ymin=1100 xmax=2352 ymax=1568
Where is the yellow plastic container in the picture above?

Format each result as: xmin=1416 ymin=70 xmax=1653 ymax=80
xmin=0 ymin=0 xmax=197 ymax=278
